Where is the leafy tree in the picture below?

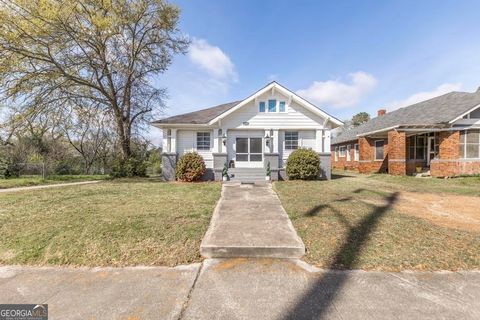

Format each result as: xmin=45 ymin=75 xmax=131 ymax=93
xmin=0 ymin=0 xmax=188 ymax=161
xmin=351 ymin=112 xmax=370 ymax=127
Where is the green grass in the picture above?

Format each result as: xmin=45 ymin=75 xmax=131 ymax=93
xmin=274 ymin=172 xmax=480 ymax=271
xmin=0 ymin=180 xmax=221 ymax=267
xmin=333 ymin=170 xmax=480 ymax=196
xmin=0 ymin=175 xmax=109 ymax=189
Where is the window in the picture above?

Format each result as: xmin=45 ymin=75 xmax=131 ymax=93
xmin=408 ymin=135 xmax=426 ymax=160
xmin=259 ymin=101 xmax=266 ymax=112
xmin=346 ymin=145 xmax=351 ymax=161
xmin=460 ymin=130 xmax=480 ymax=158
xmin=339 ymin=146 xmax=346 ymax=157
xmin=354 ymin=144 xmax=359 ymax=161
xmin=268 ymin=99 xmax=277 ymax=112
xmin=279 ymin=101 xmax=286 ymax=112
xmin=196 ymin=132 xmax=210 ymax=150
xmin=285 ymin=131 xmax=299 ymax=150
xmin=335 ymin=146 xmax=338 ymax=161
xmin=374 ymin=140 xmax=384 ymax=160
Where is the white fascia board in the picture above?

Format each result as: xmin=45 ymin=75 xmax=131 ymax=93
xmin=449 ymin=103 xmax=480 ymax=123
xmin=207 ymin=81 xmax=344 ymax=127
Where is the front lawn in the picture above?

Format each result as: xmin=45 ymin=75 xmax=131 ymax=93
xmin=0 ymin=180 xmax=221 ymax=267
xmin=274 ymin=172 xmax=480 ymax=271
xmin=0 ymin=175 xmax=109 ymax=189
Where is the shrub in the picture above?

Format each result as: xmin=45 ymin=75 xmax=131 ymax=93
xmin=176 ymin=152 xmax=206 ymax=182
xmin=0 ymin=159 xmax=21 ymax=179
xmin=110 ymin=157 xmax=147 ymax=178
xmin=54 ymin=161 xmax=73 ymax=175
xmin=286 ymin=148 xmax=320 ymax=180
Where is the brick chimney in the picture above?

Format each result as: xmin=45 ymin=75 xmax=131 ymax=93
xmin=377 ymin=109 xmax=387 ymax=117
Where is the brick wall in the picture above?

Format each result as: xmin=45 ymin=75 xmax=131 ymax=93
xmin=430 ymin=130 xmax=480 ymax=176
xmin=331 ymin=141 xmax=359 ymax=170
xmin=358 ymin=136 xmax=388 ymax=173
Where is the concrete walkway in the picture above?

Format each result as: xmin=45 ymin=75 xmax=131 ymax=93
xmin=200 ymin=183 xmax=305 ymax=258
xmin=2 ymin=260 xmax=479 ymax=320
xmin=0 ymin=180 xmax=101 ymax=193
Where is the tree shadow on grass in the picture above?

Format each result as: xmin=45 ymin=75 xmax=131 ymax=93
xmin=283 ymin=189 xmax=399 ymax=320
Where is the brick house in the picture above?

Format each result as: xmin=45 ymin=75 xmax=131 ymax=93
xmin=331 ymin=88 xmax=480 ymax=177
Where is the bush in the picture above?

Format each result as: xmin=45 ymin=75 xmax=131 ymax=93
xmin=0 ymin=159 xmax=21 ymax=179
xmin=54 ymin=161 xmax=73 ymax=175
xmin=286 ymin=148 xmax=320 ymax=180
xmin=176 ymin=152 xmax=206 ymax=182
xmin=110 ymin=157 xmax=147 ymax=178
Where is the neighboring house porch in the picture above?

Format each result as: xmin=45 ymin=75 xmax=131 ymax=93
xmin=332 ymin=88 xmax=480 ymax=177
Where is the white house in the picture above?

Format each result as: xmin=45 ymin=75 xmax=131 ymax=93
xmin=152 ymin=82 xmax=343 ymax=181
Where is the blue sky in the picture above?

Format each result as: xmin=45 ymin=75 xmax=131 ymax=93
xmin=151 ymin=0 xmax=480 ymax=142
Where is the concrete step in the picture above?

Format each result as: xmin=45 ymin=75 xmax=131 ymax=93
xmin=200 ymin=245 xmax=305 ymax=259
xmin=228 ymin=168 xmax=267 ymax=182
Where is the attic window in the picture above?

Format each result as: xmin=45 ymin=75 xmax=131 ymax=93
xmin=259 ymin=101 xmax=266 ymax=112
xmin=259 ymin=100 xmax=287 ymax=113
xmin=268 ymin=99 xmax=277 ymax=112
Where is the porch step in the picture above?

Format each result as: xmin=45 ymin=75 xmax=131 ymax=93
xmin=228 ymin=168 xmax=267 ymax=182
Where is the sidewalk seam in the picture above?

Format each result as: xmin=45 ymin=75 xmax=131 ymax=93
xmin=177 ymin=261 xmax=204 ymax=320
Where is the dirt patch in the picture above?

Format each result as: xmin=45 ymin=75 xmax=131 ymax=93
xmin=392 ymin=192 xmax=480 ymax=232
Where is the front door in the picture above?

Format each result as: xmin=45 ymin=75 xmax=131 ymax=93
xmin=427 ymin=136 xmax=437 ymax=166
xmin=235 ymin=137 xmax=263 ymax=168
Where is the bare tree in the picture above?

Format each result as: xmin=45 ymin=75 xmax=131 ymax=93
xmin=0 ymin=0 xmax=188 ymax=161
xmin=62 ymin=103 xmax=110 ymax=174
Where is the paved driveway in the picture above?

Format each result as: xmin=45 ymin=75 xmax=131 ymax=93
xmin=2 ymin=260 xmax=479 ymax=320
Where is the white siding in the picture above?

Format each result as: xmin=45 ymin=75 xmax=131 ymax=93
xmin=221 ymin=90 xmax=327 ymax=130
xmin=177 ymin=130 xmax=214 ymax=168
xmin=279 ymin=130 xmax=316 ymax=166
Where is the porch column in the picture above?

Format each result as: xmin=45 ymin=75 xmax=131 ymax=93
xmin=323 ymin=130 xmax=331 ymax=153
xmin=170 ymin=129 xmax=177 ymax=153
xmin=316 ymin=129 xmax=323 ymax=152
xmin=213 ymin=129 xmax=220 ymax=153
xmin=162 ymin=129 xmax=170 ymax=153
xmin=387 ymin=130 xmax=407 ymax=175
xmin=272 ymin=130 xmax=279 ymax=153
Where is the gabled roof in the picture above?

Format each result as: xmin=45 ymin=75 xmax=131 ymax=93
xmin=332 ymin=88 xmax=480 ymax=145
xmin=151 ymin=101 xmax=241 ymax=125
xmin=152 ymin=81 xmax=343 ymax=127
xmin=207 ymin=81 xmax=343 ymax=126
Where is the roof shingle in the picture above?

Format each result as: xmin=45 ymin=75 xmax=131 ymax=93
xmin=332 ymin=89 xmax=480 ymax=144
xmin=152 ymin=101 xmax=241 ymax=125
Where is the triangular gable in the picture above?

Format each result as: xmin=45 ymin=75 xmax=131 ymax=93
xmin=208 ymin=81 xmax=343 ymax=127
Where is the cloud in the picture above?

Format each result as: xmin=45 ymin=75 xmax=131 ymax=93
xmin=387 ymin=83 xmax=462 ymax=110
xmin=188 ymin=38 xmax=238 ymax=81
xmin=297 ymin=72 xmax=377 ymax=108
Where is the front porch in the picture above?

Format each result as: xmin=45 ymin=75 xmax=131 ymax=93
xmin=358 ymin=130 xmax=440 ymax=176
